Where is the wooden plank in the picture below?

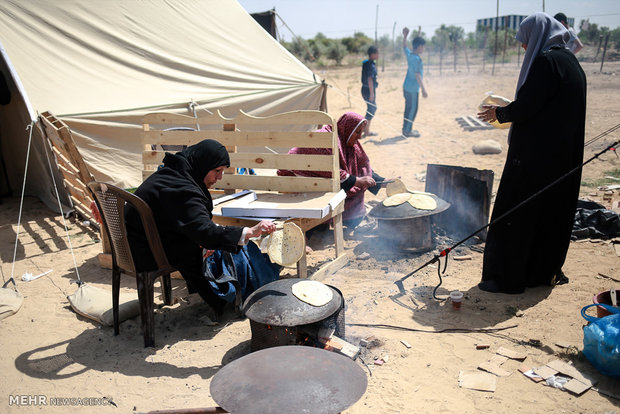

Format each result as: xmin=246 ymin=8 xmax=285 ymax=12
xmin=297 ymin=248 xmax=308 ymax=279
xmin=310 ymin=254 xmax=349 ymax=282
xmin=49 ymin=142 xmax=76 ymax=170
xmin=73 ymin=202 xmax=93 ymax=222
xmin=141 ymin=130 xmax=334 ymax=149
xmin=61 ymin=168 xmax=88 ymax=191
xmin=333 ymin=212 xmax=344 ymax=256
xmin=58 ymin=163 xmax=80 ymax=182
xmin=229 ymin=153 xmax=333 ymax=171
xmin=142 ymin=150 xmax=166 ymax=165
xmin=70 ymin=195 xmax=94 ymax=221
xmin=216 ymin=174 xmax=334 ymax=193
xmin=64 ymin=179 xmax=87 ymax=200
xmin=142 ymin=151 xmax=335 ymax=173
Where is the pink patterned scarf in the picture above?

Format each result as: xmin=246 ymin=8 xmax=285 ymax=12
xmin=277 ymin=112 xmax=372 ymax=220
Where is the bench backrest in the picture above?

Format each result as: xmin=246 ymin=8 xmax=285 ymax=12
xmin=141 ymin=110 xmax=339 ymax=193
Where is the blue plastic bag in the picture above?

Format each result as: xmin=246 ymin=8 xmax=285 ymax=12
xmin=581 ymin=303 xmax=620 ymax=377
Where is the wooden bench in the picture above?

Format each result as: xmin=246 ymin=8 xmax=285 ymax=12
xmin=141 ymin=110 xmax=347 ymax=280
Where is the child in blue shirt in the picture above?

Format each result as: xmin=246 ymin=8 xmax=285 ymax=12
xmin=402 ymin=27 xmax=428 ymax=138
xmin=361 ymin=45 xmax=379 ymax=136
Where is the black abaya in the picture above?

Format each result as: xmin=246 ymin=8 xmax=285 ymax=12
xmin=481 ymin=47 xmax=586 ymax=294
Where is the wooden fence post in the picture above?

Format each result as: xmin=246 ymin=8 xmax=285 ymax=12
xmin=600 ymin=34 xmax=610 ymax=73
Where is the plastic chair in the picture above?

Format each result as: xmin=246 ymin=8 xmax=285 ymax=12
xmin=87 ymin=181 xmax=175 ymax=347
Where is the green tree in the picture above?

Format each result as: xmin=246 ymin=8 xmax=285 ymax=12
xmin=327 ymin=40 xmax=347 ymax=65
xmin=341 ymin=32 xmax=373 ymax=54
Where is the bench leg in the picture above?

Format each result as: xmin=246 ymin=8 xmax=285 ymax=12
xmin=297 ymin=245 xmax=308 ymax=279
xmin=333 ymin=213 xmax=344 ymax=257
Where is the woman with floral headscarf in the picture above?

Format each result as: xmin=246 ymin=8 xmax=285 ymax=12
xmin=477 ymin=13 xmax=586 ymax=294
xmin=125 ymin=139 xmax=281 ymax=314
xmin=278 ymin=112 xmax=390 ymax=228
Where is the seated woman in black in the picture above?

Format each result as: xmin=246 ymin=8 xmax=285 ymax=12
xmin=125 ymin=139 xmax=280 ymax=314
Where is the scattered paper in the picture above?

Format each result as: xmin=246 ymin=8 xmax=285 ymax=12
xmin=521 ymin=369 xmax=544 ymax=383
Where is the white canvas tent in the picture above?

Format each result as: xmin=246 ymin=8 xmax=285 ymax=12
xmin=0 ymin=0 xmax=325 ymax=210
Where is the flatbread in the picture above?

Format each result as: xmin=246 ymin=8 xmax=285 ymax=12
xmin=407 ymin=194 xmax=437 ymax=210
xmin=386 ymin=179 xmax=408 ymax=196
xmin=383 ymin=192 xmax=412 ymax=207
xmin=479 ymin=94 xmax=512 ymax=129
xmin=263 ymin=222 xmax=305 ymax=267
xmin=291 ymin=280 xmax=333 ymax=307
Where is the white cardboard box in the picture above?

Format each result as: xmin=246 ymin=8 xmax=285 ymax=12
xmin=218 ymin=190 xmax=346 ymax=219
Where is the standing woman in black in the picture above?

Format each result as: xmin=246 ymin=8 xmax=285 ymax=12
xmin=477 ymin=12 xmax=587 ymax=294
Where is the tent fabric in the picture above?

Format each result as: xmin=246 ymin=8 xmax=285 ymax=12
xmin=0 ymin=0 xmax=324 ymax=209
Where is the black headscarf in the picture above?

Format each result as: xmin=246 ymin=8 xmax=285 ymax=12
xmin=162 ymin=139 xmax=230 ymax=213
xmin=179 ymin=139 xmax=230 ymax=183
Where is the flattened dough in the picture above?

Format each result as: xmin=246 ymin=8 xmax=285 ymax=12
xmin=263 ymin=222 xmax=305 ymax=267
xmin=291 ymin=280 xmax=334 ymax=307
xmin=386 ymin=179 xmax=408 ymax=196
xmin=383 ymin=192 xmax=412 ymax=207
xmin=407 ymin=194 xmax=437 ymax=210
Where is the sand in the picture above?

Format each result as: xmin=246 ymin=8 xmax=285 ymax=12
xmin=1 ymin=58 xmax=619 ymax=413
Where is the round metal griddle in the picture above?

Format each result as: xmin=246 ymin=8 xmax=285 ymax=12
xmin=242 ymin=278 xmax=342 ymax=326
xmin=210 ymin=345 xmax=367 ymax=414
xmin=369 ymin=193 xmax=450 ymax=220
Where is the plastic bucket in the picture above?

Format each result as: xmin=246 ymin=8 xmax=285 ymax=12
xmin=593 ymin=289 xmax=619 ymax=318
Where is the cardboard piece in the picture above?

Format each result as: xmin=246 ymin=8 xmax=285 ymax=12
xmin=545 ymin=360 xmax=594 ymax=386
xmin=496 ymin=346 xmax=527 ymax=361
xmin=564 ymin=378 xmax=592 ymax=395
xmin=478 ymin=361 xmax=512 ymax=377
xmin=458 ymin=370 xmax=497 ymax=392
xmin=534 ymin=365 xmax=558 ymax=380
xmin=489 ymin=355 xmax=508 ymax=365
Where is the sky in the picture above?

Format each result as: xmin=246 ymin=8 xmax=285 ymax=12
xmin=238 ymin=0 xmax=620 ymax=41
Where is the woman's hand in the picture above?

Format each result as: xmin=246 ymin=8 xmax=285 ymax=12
xmin=478 ymin=105 xmax=498 ymax=123
xmin=356 ymin=176 xmax=376 ymax=189
xmin=245 ymin=220 xmax=276 ymax=242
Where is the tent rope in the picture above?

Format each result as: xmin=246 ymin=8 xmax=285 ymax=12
xmin=37 ymin=115 xmax=83 ymax=285
xmin=6 ymin=122 xmax=36 ymax=293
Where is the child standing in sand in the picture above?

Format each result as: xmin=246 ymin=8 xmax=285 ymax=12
xmin=402 ymin=27 xmax=428 ymax=138
xmin=361 ymin=45 xmax=379 ymax=137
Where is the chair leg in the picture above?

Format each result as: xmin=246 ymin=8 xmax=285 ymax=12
xmin=112 ymin=267 xmax=121 ymax=336
xmin=136 ymin=272 xmax=156 ymax=347
xmin=161 ymin=274 xmax=173 ymax=306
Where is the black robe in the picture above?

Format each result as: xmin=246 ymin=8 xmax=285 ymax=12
xmin=125 ymin=144 xmax=243 ymax=308
xmin=482 ymin=47 xmax=586 ymax=294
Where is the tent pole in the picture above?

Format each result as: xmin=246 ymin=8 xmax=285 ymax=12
xmin=319 ymin=81 xmax=328 ymax=112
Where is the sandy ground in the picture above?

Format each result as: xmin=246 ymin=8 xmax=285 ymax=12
xmin=1 ymin=57 xmax=619 ymax=413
